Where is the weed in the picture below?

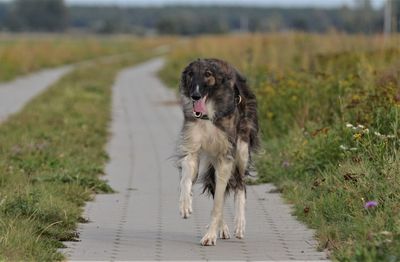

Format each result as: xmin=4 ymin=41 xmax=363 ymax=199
xmin=0 ymin=45 xmax=156 ymax=260
xmin=161 ymin=33 xmax=400 ymax=260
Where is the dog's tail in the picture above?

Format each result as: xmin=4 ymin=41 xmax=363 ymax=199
xmin=201 ymin=165 xmax=248 ymax=198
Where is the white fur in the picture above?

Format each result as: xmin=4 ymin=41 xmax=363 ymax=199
xmin=179 ymin=120 xmax=232 ymax=158
xmin=178 ymin=120 xmax=250 ymax=245
xmin=234 ymin=189 xmax=246 ymax=239
xmin=200 ymin=158 xmax=233 ymax=245
xmin=205 ymin=100 xmax=216 ymax=121
xmin=236 ymin=139 xmax=249 ymax=175
xmin=234 ymin=140 xmax=248 ymax=239
xmin=179 ymin=154 xmax=198 ymax=218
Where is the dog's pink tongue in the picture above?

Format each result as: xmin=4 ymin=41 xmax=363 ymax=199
xmin=193 ymin=97 xmax=207 ymax=114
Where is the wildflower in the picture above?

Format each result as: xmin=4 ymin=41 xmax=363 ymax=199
xmin=282 ymin=160 xmax=290 ymax=168
xmin=349 ymin=147 xmax=358 ymax=151
xmin=380 ymin=231 xmax=392 ymax=236
xmin=339 ymin=145 xmax=348 ymax=150
xmin=387 ymin=135 xmax=396 ymax=139
xmin=353 ymin=133 xmax=362 ymax=140
xmin=357 ymin=124 xmax=365 ymax=129
xmin=364 ymin=201 xmax=378 ymax=209
xmin=346 ymin=123 xmax=354 ymax=128
xmin=363 ymin=128 xmax=369 ymax=134
xmin=374 ymin=131 xmax=382 ymax=137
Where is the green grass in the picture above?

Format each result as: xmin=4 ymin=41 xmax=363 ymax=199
xmin=0 ymin=53 xmax=151 ymax=261
xmin=159 ymin=33 xmax=400 ymax=261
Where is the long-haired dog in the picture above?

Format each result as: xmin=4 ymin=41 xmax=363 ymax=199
xmin=176 ymin=58 xmax=259 ymax=246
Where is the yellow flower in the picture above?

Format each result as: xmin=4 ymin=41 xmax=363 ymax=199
xmin=353 ymin=133 xmax=362 ymax=140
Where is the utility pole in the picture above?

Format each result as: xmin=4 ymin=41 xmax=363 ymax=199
xmin=384 ymin=0 xmax=392 ymax=38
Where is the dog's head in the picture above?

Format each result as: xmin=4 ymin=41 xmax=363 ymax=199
xmin=180 ymin=58 xmax=243 ymax=120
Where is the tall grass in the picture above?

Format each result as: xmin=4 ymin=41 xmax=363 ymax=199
xmin=160 ymin=33 xmax=400 ymax=261
xmin=0 ymin=35 xmax=174 ymax=82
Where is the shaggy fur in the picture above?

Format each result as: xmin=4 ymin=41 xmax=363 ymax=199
xmin=176 ymin=58 xmax=259 ymax=245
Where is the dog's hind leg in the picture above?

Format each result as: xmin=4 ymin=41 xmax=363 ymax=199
xmin=201 ymin=158 xmax=233 ymax=246
xmin=179 ymin=153 xmax=198 ymax=219
xmin=234 ymin=189 xmax=246 ymax=239
xmin=234 ymin=139 xmax=249 ymax=239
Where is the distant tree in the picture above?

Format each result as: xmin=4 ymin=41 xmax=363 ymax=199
xmin=353 ymin=0 xmax=375 ymax=33
xmin=0 ymin=3 xmax=8 ymax=29
xmin=395 ymin=0 xmax=400 ymax=32
xmin=7 ymin=0 xmax=67 ymax=32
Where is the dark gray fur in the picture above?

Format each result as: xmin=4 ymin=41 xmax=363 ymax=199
xmin=178 ymin=58 xmax=259 ymax=197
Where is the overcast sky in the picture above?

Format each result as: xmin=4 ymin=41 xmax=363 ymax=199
xmin=0 ymin=0 xmax=386 ymax=8
xmin=64 ymin=0 xmax=385 ymax=8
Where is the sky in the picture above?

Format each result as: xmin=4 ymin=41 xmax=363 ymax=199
xmin=63 ymin=0 xmax=386 ymax=8
xmin=0 ymin=0 xmax=386 ymax=8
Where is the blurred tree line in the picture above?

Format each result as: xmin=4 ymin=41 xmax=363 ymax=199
xmin=0 ymin=0 xmax=398 ymax=34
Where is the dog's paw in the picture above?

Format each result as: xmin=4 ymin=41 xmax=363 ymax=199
xmin=179 ymin=194 xmax=192 ymax=219
xmin=234 ymin=218 xmax=245 ymax=239
xmin=219 ymin=223 xmax=231 ymax=239
xmin=200 ymin=231 xmax=217 ymax=246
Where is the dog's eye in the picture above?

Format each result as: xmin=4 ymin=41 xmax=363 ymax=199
xmin=204 ymin=71 xmax=212 ymax=78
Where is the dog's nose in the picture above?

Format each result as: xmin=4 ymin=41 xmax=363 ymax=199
xmin=191 ymin=93 xmax=201 ymax=101
xmin=191 ymin=85 xmax=201 ymax=101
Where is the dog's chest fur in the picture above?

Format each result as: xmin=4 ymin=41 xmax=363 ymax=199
xmin=184 ymin=120 xmax=231 ymax=157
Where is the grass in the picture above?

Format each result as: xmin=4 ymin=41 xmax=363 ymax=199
xmin=0 ymin=35 xmax=174 ymax=82
xmin=0 ymin=47 xmax=155 ymax=260
xmin=159 ymin=33 xmax=400 ymax=261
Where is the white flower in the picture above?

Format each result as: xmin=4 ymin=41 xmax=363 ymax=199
xmin=374 ymin=131 xmax=382 ymax=137
xmin=339 ymin=145 xmax=348 ymax=150
xmin=350 ymin=147 xmax=358 ymax=151
xmin=346 ymin=123 xmax=354 ymax=128
xmin=363 ymin=128 xmax=370 ymax=134
xmin=387 ymin=135 xmax=396 ymax=139
xmin=357 ymin=124 xmax=365 ymax=129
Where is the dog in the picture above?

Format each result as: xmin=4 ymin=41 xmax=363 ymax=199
xmin=176 ymin=58 xmax=259 ymax=246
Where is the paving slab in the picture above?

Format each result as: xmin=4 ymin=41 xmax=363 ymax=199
xmin=64 ymin=58 xmax=328 ymax=261
xmin=0 ymin=66 xmax=73 ymax=123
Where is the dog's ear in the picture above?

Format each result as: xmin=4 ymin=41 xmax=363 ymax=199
xmin=180 ymin=62 xmax=194 ymax=92
xmin=232 ymin=69 xmax=248 ymax=102
xmin=206 ymin=59 xmax=232 ymax=85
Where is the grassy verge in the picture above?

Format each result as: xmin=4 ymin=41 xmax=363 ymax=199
xmin=159 ymin=33 xmax=400 ymax=261
xmin=0 ymin=52 xmax=152 ymax=261
xmin=0 ymin=35 xmax=174 ymax=82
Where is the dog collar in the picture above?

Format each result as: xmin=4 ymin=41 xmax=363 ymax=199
xmin=199 ymin=115 xmax=210 ymax=120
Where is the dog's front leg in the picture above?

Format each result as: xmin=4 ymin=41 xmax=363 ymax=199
xmin=201 ymin=158 xmax=233 ymax=246
xmin=179 ymin=153 xmax=198 ymax=219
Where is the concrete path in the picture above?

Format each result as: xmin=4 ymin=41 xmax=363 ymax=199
xmin=0 ymin=66 xmax=73 ymax=123
xmin=65 ymin=58 xmax=327 ymax=261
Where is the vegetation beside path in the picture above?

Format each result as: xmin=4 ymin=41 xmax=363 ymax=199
xmin=0 ymin=36 xmax=172 ymax=82
xmin=0 ymin=49 xmax=155 ymax=260
xmin=159 ymin=33 xmax=400 ymax=261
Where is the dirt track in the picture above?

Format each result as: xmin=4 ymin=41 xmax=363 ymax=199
xmin=0 ymin=66 xmax=72 ymax=123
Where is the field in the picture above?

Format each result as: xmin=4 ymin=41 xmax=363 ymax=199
xmin=0 ymin=33 xmax=399 ymax=261
xmin=0 ymin=37 xmax=167 ymax=261
xmin=0 ymin=35 xmax=172 ymax=82
xmin=159 ymin=33 xmax=400 ymax=261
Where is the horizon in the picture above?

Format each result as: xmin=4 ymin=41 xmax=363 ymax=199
xmin=0 ymin=0 xmax=386 ymax=8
